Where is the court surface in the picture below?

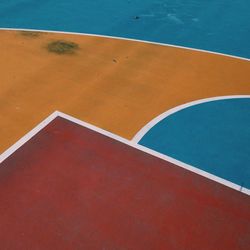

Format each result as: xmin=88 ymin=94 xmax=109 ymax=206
xmin=0 ymin=114 xmax=249 ymax=249
xmin=0 ymin=1 xmax=250 ymax=249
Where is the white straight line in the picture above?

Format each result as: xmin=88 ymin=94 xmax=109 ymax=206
xmin=0 ymin=111 xmax=60 ymax=163
xmin=0 ymin=110 xmax=249 ymax=195
xmin=0 ymin=27 xmax=250 ymax=62
xmin=57 ymin=111 xmax=250 ymax=195
xmin=132 ymin=95 xmax=250 ymax=143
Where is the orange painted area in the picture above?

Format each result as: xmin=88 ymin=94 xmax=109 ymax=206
xmin=0 ymin=30 xmax=249 ymax=153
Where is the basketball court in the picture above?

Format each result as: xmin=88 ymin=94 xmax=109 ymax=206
xmin=0 ymin=1 xmax=249 ymax=249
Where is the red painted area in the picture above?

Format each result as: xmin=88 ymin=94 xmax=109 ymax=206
xmin=0 ymin=117 xmax=249 ymax=249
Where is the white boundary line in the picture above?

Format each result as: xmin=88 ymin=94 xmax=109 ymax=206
xmin=132 ymin=95 xmax=250 ymax=143
xmin=0 ymin=110 xmax=249 ymax=195
xmin=0 ymin=112 xmax=59 ymax=162
xmin=0 ymin=28 xmax=250 ymax=62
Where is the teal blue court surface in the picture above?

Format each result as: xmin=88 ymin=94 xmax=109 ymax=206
xmin=139 ymin=98 xmax=250 ymax=189
xmin=0 ymin=0 xmax=250 ymax=58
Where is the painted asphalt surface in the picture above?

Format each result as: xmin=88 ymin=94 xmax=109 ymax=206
xmin=0 ymin=0 xmax=250 ymax=58
xmin=0 ymin=117 xmax=249 ymax=250
xmin=139 ymin=98 xmax=250 ymax=189
xmin=0 ymin=30 xmax=249 ymax=154
xmin=0 ymin=1 xmax=250 ymax=248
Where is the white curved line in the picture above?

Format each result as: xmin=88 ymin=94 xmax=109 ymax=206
xmin=0 ymin=27 xmax=250 ymax=61
xmin=132 ymin=95 xmax=250 ymax=143
xmin=1 ymin=110 xmax=249 ymax=195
